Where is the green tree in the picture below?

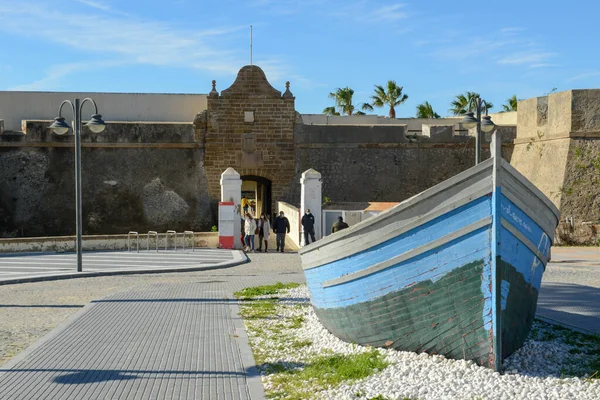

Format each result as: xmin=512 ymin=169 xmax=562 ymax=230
xmin=323 ymin=87 xmax=358 ymax=116
xmin=449 ymin=92 xmax=494 ymax=116
xmin=416 ymin=101 xmax=441 ymax=118
xmin=362 ymin=80 xmax=408 ymax=118
xmin=501 ymin=95 xmax=519 ymax=112
xmin=322 ymin=106 xmax=340 ymax=116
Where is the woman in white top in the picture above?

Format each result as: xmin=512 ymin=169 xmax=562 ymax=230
xmin=257 ymin=213 xmax=271 ymax=252
xmin=243 ymin=213 xmax=257 ymax=252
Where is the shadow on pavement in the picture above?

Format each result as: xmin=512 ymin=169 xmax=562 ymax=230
xmin=537 ymin=282 xmax=600 ymax=334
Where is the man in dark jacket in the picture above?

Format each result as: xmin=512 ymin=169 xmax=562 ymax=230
xmin=331 ymin=216 xmax=349 ymax=233
xmin=273 ymin=211 xmax=290 ymax=252
xmin=301 ymin=208 xmax=316 ymax=245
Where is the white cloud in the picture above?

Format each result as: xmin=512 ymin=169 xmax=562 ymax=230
xmin=331 ymin=1 xmax=409 ymax=25
xmin=0 ymin=0 xmax=309 ymax=88
xmin=498 ymin=52 xmax=556 ymax=65
xmin=366 ymin=4 xmax=408 ymax=22
xmin=7 ymin=61 xmax=124 ymax=90
xmin=74 ymin=0 xmax=111 ymax=12
xmin=529 ymin=63 xmax=561 ymax=69
xmin=565 ymin=71 xmax=600 ymax=82
xmin=500 ymin=27 xmax=526 ymax=33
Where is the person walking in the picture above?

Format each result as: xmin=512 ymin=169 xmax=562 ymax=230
xmin=243 ymin=213 xmax=256 ymax=252
xmin=301 ymin=208 xmax=316 ymax=245
xmin=241 ymin=196 xmax=249 ymax=214
xmin=331 ymin=216 xmax=349 ymax=233
xmin=273 ymin=211 xmax=290 ymax=252
xmin=257 ymin=213 xmax=270 ymax=252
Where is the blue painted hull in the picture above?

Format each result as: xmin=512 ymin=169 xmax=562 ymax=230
xmin=300 ymin=160 xmax=558 ymax=370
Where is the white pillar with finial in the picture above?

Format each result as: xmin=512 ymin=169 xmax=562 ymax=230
xmin=220 ymin=168 xmax=242 ymax=249
xmin=300 ymin=169 xmax=322 ymax=245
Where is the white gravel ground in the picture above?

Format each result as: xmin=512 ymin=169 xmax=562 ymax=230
xmin=244 ymin=285 xmax=600 ymax=400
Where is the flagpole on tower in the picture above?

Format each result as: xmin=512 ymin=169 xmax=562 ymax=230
xmin=250 ymin=25 xmax=253 ymax=66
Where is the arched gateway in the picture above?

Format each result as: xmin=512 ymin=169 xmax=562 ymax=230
xmin=194 ymin=65 xmax=297 ymax=217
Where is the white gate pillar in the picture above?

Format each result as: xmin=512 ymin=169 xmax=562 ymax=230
xmin=220 ymin=168 xmax=243 ymax=249
xmin=300 ymin=168 xmax=322 ymax=244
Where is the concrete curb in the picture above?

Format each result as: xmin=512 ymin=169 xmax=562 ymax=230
xmin=0 ymin=250 xmax=249 ymax=286
xmin=535 ymin=315 xmax=599 ymax=336
xmin=229 ymin=301 xmax=267 ymax=400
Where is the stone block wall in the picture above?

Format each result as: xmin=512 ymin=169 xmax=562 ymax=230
xmin=0 ymin=121 xmax=213 ymax=238
xmin=196 ymin=66 xmax=297 ymax=215
xmin=292 ymin=121 xmax=515 ymax=206
xmin=512 ymin=89 xmax=600 ymax=244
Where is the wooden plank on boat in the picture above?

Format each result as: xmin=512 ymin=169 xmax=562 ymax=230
xmin=303 ymin=184 xmax=493 ymax=270
xmin=322 ymin=216 xmax=493 ymax=288
xmin=500 ymin=218 xmax=549 ymax=265
xmin=299 ymin=158 xmax=495 ymax=257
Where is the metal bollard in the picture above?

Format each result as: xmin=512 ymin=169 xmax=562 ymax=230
xmin=128 ymin=231 xmax=139 ymax=253
xmin=166 ymin=230 xmax=177 ymax=251
xmin=147 ymin=231 xmax=158 ymax=252
xmin=183 ymin=231 xmax=194 ymax=251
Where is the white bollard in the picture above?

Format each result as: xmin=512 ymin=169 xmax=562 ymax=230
xmin=220 ymin=168 xmax=243 ymax=249
xmin=300 ymin=168 xmax=322 ymax=245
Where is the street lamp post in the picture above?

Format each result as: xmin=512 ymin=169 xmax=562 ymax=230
xmin=459 ymin=96 xmax=496 ymax=165
xmin=48 ymin=98 xmax=106 ymax=272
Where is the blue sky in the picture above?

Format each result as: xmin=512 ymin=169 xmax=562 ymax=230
xmin=1 ymin=0 xmax=599 ymax=117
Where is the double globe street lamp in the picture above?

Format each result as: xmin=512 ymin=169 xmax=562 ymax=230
xmin=459 ymin=96 xmax=496 ymax=165
xmin=48 ymin=98 xmax=106 ymax=272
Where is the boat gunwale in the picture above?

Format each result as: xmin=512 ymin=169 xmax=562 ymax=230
xmin=303 ymin=185 xmax=493 ymax=270
xmin=299 ymin=159 xmax=495 ymax=256
xmin=500 ymin=159 xmax=560 ymax=221
xmin=322 ymin=216 xmax=494 ymax=288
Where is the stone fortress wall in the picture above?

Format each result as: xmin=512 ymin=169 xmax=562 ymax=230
xmin=0 ymin=66 xmax=598 ymax=244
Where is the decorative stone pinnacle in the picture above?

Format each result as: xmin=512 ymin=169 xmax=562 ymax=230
xmin=210 ymin=80 xmax=218 ymax=96
xmin=283 ymin=81 xmax=294 ymax=99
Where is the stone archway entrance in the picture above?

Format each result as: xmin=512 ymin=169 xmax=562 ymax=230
xmin=240 ymin=175 xmax=272 ymax=219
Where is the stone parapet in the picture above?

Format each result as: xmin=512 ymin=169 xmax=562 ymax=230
xmin=0 ymin=121 xmax=196 ymax=144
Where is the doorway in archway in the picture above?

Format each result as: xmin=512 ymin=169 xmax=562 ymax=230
xmin=240 ymin=176 xmax=272 ymax=219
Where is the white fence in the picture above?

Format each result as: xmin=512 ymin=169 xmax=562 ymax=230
xmin=321 ymin=209 xmax=383 ymax=238
xmin=277 ymin=202 xmax=301 ymax=249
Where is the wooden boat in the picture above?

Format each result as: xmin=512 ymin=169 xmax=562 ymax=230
xmin=299 ymin=133 xmax=560 ymax=371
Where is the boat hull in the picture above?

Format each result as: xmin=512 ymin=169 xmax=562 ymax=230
xmin=301 ymin=157 xmax=559 ymax=370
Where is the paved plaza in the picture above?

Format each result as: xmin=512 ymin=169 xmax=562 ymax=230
xmin=0 ymin=247 xmax=598 ymax=399
xmin=0 ymin=249 xmax=246 ymax=285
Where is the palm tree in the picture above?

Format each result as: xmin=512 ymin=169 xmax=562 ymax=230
xmin=501 ymin=95 xmax=518 ymax=112
xmin=364 ymin=81 xmax=408 ymax=118
xmin=323 ymin=87 xmax=357 ymax=116
xmin=322 ymin=106 xmax=340 ymax=116
xmin=449 ymin=92 xmax=494 ymax=116
xmin=416 ymin=101 xmax=441 ymax=119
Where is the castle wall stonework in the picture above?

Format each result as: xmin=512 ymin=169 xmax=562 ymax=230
xmin=511 ymin=90 xmax=600 ymax=244
xmin=1 ymin=66 xmax=599 ymax=245
xmin=196 ymin=66 xmax=297 ymax=212
xmin=0 ymin=121 xmax=213 ymax=237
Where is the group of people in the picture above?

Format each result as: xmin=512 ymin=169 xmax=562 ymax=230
xmin=240 ymin=196 xmax=350 ymax=253
xmin=241 ymin=210 xmax=292 ymax=253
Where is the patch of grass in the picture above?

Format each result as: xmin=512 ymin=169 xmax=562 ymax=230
xmin=266 ymin=349 xmax=389 ymax=399
xmin=290 ymin=340 xmax=312 ymax=349
xmin=368 ymin=395 xmax=391 ymax=400
xmin=288 ymin=315 xmax=305 ymax=329
xmin=238 ymin=299 xmax=278 ymax=319
xmin=234 ymin=282 xmax=301 ymax=298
